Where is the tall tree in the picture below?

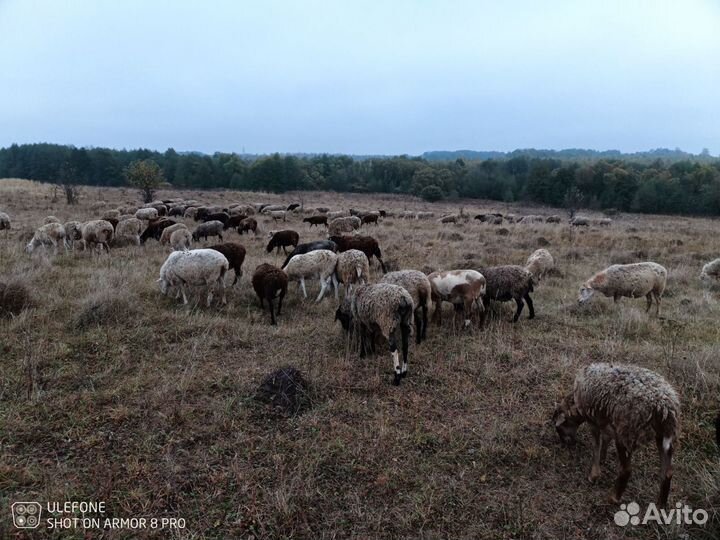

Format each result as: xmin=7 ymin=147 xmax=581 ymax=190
xmin=125 ymin=159 xmax=165 ymax=203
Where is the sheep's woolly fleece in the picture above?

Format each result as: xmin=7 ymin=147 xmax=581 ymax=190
xmin=480 ymin=265 xmax=533 ymax=300
xmin=381 ymin=270 xmax=432 ymax=311
xmin=525 ymin=249 xmax=554 ymax=279
xmin=336 ymin=249 xmax=370 ymax=285
xmin=158 ymin=249 xmax=229 ymax=292
xmin=584 ymin=262 xmax=666 ymax=298
xmin=284 ymin=249 xmax=338 ymax=281
xmin=351 ymin=283 xmax=414 ymax=340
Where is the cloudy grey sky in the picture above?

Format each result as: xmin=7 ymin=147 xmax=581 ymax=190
xmin=1 ymin=0 xmax=719 ymax=155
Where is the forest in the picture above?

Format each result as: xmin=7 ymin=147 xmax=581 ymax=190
xmin=1 ymin=142 xmax=720 ymax=215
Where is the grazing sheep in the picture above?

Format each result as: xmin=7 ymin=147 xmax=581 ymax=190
xmin=570 ymin=216 xmax=590 ymax=227
xmin=316 ymin=206 xmax=330 ymax=213
xmin=237 ymin=217 xmax=258 ymax=235
xmin=63 ymin=221 xmax=83 ymax=249
xmin=261 ymin=204 xmax=286 ymax=214
xmin=427 ymin=269 xmax=486 ymax=329
xmin=578 ymin=262 xmax=667 ymax=316
xmin=158 ymin=249 xmax=229 ymax=306
xmin=329 ymin=235 xmax=386 ymax=273
xmin=398 ymin=210 xmax=415 ymax=219
xmin=44 ymin=215 xmax=61 ymax=224
xmin=381 ymin=270 xmax=433 ymax=343
xmin=328 ymin=216 xmax=361 ymax=236
xmin=207 ymin=242 xmax=246 ymax=285
xmin=335 ymin=249 xmax=370 ymax=295
xmin=170 ymin=228 xmax=192 ymax=251
xmin=168 ymin=205 xmax=185 ymax=217
xmin=361 ymin=213 xmax=380 ymax=226
xmin=26 ymin=222 xmax=66 ymax=254
xmin=183 ymin=207 xmax=199 ymax=220
xmin=252 ymin=263 xmax=288 ymax=325
xmin=140 ymin=218 xmax=177 ymax=244
xmin=335 ymin=283 xmax=414 ymax=385
xmin=415 ymin=211 xmax=435 ymax=220
xmin=192 ymin=220 xmax=225 ymax=242
xmin=0 ymin=211 xmax=11 ymax=232
xmin=224 ymin=214 xmax=248 ymax=230
xmin=438 ymin=214 xmax=466 ymax=224
xmin=593 ymin=217 xmax=612 ymax=227
xmin=553 ymin=363 xmax=680 ymax=505
xmin=115 ymin=217 xmax=143 ymax=246
xmin=700 ymin=258 xmax=720 ymax=283
xmin=282 ymin=240 xmax=338 ymax=268
xmin=326 ymin=210 xmax=347 ymax=220
xmin=287 ymin=203 xmax=301 ymax=212
xmin=504 ymin=213 xmax=517 ymax=223
xmin=102 ymin=209 xmax=121 ymax=221
xmin=303 ymin=215 xmax=328 ymax=228
xmin=202 ymin=212 xmax=231 ymax=226
xmin=284 ymin=249 xmax=339 ymax=302
xmin=135 ymin=208 xmax=159 ymax=221
xmin=517 ymin=215 xmax=544 ymax=224
xmin=159 ymin=223 xmax=189 ymax=245
xmin=266 ymin=230 xmax=300 ymax=254
xmin=525 ymin=248 xmax=555 ymax=281
xmin=479 ymin=265 xmax=535 ymax=322
xmin=81 ymin=219 xmax=114 ymax=253
xmin=546 ymin=215 xmax=562 ymax=223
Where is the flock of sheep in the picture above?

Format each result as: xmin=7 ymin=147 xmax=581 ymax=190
xmin=2 ymin=196 xmax=719 ymax=509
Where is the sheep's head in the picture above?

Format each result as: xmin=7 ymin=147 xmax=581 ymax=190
xmin=578 ymin=285 xmax=594 ymax=304
xmin=25 ymin=240 xmax=36 ymax=253
xmin=552 ymin=394 xmax=583 ymax=447
xmin=157 ymin=277 xmax=169 ymax=295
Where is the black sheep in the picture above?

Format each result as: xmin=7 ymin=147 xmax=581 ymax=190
xmin=140 ymin=218 xmax=177 ymax=244
xmin=208 ymin=242 xmax=246 ymax=285
xmin=266 ymin=230 xmax=300 ymax=254
xmin=281 ymin=240 xmax=337 ymax=268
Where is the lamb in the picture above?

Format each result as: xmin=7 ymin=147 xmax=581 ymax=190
xmin=0 ymin=211 xmax=10 ymax=232
xmin=303 ymin=215 xmax=328 ymax=227
xmin=381 ymin=270 xmax=433 ymax=343
xmin=281 ymin=240 xmax=338 ymax=268
xmin=427 ymin=269 xmax=486 ymax=329
xmin=525 ymin=248 xmax=555 ymax=281
xmin=700 ymin=258 xmax=720 ymax=283
xmin=328 ymin=216 xmax=361 ymax=236
xmin=266 ymin=230 xmax=300 ymax=254
xmin=158 ymin=248 xmax=229 ymax=306
xmin=135 ymin=208 xmax=159 ymax=221
xmin=140 ymin=218 xmax=177 ymax=244
xmin=478 ymin=265 xmax=535 ymax=322
xmin=207 ymin=242 xmax=246 ymax=285
xmin=115 ymin=217 xmax=143 ymax=246
xmin=335 ymin=283 xmax=414 ymax=385
xmin=81 ymin=219 xmax=114 ymax=253
xmin=553 ymin=363 xmax=680 ymax=506
xmin=329 ymin=235 xmax=386 ymax=273
xmin=578 ymin=262 xmax=667 ymax=316
xmin=251 ymin=263 xmax=288 ymax=325
xmin=335 ymin=249 xmax=370 ymax=295
xmin=169 ymin=228 xmax=192 ymax=251
xmin=192 ymin=220 xmax=225 ymax=242
xmin=63 ymin=221 xmax=83 ymax=249
xmin=283 ymin=249 xmax=339 ymax=302
xmin=26 ymin=222 xmax=66 ymax=254
xmin=159 ymin=223 xmax=189 ymax=245
xmin=237 ymin=217 xmax=258 ymax=235
xmin=268 ymin=209 xmax=288 ymax=221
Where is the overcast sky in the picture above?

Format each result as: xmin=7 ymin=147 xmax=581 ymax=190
xmin=1 ymin=0 xmax=719 ymax=155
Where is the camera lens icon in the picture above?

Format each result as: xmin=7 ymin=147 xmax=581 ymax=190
xmin=12 ymin=502 xmax=42 ymax=529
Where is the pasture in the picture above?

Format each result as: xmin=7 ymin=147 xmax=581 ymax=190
xmin=1 ymin=178 xmax=718 ymax=539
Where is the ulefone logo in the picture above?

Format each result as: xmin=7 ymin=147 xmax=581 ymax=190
xmin=614 ymin=501 xmax=708 ymax=527
xmin=11 ymin=502 xmax=42 ymax=529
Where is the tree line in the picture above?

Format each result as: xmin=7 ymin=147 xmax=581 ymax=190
xmin=1 ymin=142 xmax=720 ymax=215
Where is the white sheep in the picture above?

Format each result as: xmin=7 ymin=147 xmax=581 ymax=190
xmin=335 ymin=249 xmax=370 ymax=295
xmin=261 ymin=204 xmax=286 ymax=214
xmin=63 ymin=221 xmax=83 ymax=249
xmin=159 ymin=223 xmax=189 ymax=246
xmin=283 ymin=249 xmax=339 ymax=302
xmin=170 ymin=228 xmax=192 ymax=251
xmin=267 ymin=210 xmax=287 ymax=222
xmin=81 ymin=220 xmax=114 ymax=253
xmin=700 ymin=258 xmax=720 ymax=284
xmin=525 ymin=248 xmax=554 ymax=281
xmin=579 ymin=262 xmax=667 ymax=315
xmin=328 ymin=216 xmax=361 ymax=236
xmin=135 ymin=208 xmax=159 ymax=221
xmin=158 ymin=249 xmax=229 ymax=306
xmin=26 ymin=222 xmax=67 ymax=254
xmin=115 ymin=217 xmax=143 ymax=246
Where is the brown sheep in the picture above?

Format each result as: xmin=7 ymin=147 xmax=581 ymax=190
xmin=252 ymin=263 xmax=288 ymax=325
xmin=329 ymin=235 xmax=386 ymax=273
xmin=479 ymin=265 xmax=535 ymax=322
xmin=361 ymin=214 xmax=379 ymax=226
xmin=266 ymin=230 xmax=300 ymax=254
xmin=303 ymin=215 xmax=328 ymax=227
xmin=208 ymin=243 xmax=246 ymax=285
xmin=238 ymin=217 xmax=258 ymax=235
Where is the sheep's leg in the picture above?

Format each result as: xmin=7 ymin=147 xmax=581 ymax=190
xmin=206 ymin=285 xmax=214 ymax=307
xmin=415 ymin=308 xmax=423 ymax=344
xmin=388 ymin=333 xmax=402 ymax=386
xmin=656 ymin=435 xmax=673 ymax=506
xmin=610 ymin=442 xmax=632 ymax=504
xmin=432 ymin=295 xmax=442 ymax=326
xmin=513 ymin=296 xmax=525 ymax=322
xmin=463 ymin=298 xmax=473 ymax=328
xmin=218 ymin=276 xmax=227 ymax=305
xmin=277 ymin=289 xmax=285 ymax=315
xmin=400 ymin=323 xmax=410 ymax=378
xmin=315 ymin=276 xmax=328 ymax=303
xmin=268 ymin=298 xmax=277 ymax=325
xmin=588 ymin=426 xmax=603 ymax=483
xmin=332 ymin=274 xmax=339 ymax=301
xmin=180 ymin=285 xmax=189 ymax=305
xmin=645 ymin=293 xmax=652 ymax=312
xmin=421 ymin=303 xmax=428 ymax=341
xmin=524 ymin=292 xmax=535 ymax=319
xmin=300 ymin=278 xmax=307 ymax=299
xmin=654 ymin=291 xmax=662 ymax=317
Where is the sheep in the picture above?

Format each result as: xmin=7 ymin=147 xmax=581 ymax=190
xmin=183 ymin=207 xmax=199 ymax=220
xmin=266 ymin=230 xmax=300 ymax=254
xmin=202 ymin=212 xmax=231 ymax=226
xmin=593 ymin=217 xmax=612 ymax=227
xmin=438 ymin=214 xmax=466 ymax=224
xmin=0 ymin=211 xmax=11 ymax=232
xmin=329 ymin=235 xmax=386 ymax=273
xmin=168 ymin=205 xmax=185 ymax=217
xmin=287 ymin=203 xmax=301 ymax=212
xmin=415 ymin=211 xmax=435 ymax=220
xmin=115 ymin=217 xmax=143 ymax=246
xmin=44 ymin=215 xmax=61 ymax=224
xmin=578 ymin=262 xmax=667 ymax=316
xmin=303 ymin=215 xmax=328 ymax=228
xmin=252 ymin=263 xmax=288 ymax=325
xmin=570 ymin=216 xmax=590 ymax=227
xmin=207 ymin=242 xmax=246 ymax=285
xmin=158 ymin=249 xmax=229 ymax=306
xmin=335 ymin=249 xmax=370 ymax=295
xmin=224 ymin=214 xmax=248 ymax=230
xmin=525 ymin=248 xmax=555 ymax=281
xmin=282 ymin=240 xmax=338 ymax=268
xmin=237 ymin=217 xmax=258 ymax=235
xmin=192 ymin=220 xmax=225 ymax=242
xmin=335 ymin=283 xmax=414 ymax=385
xmin=361 ymin=214 xmax=379 ymax=226
xmin=140 ymin=218 xmax=177 ymax=244
xmin=553 ymin=363 xmax=680 ymax=506
xmin=700 ymin=258 xmax=720 ymax=284
xmin=427 ymin=269 xmax=486 ymax=329
xmin=135 ymin=208 xmax=159 ymax=221
xmin=398 ymin=210 xmax=415 ymax=219
xmin=283 ymin=249 xmax=339 ymax=302
xmin=63 ymin=221 xmax=83 ymax=249
xmin=261 ymin=204 xmax=286 ymax=214
xmin=170 ymin=228 xmax=192 ymax=251
xmin=517 ymin=215 xmax=544 ymax=224
xmin=26 ymin=222 xmax=66 ymax=254
xmin=546 ymin=215 xmax=562 ymax=223
xmin=380 ymin=270 xmax=433 ymax=343
xmin=159 ymin=223 xmax=189 ymax=246
xmin=81 ymin=219 xmax=114 ymax=253
xmin=328 ymin=216 xmax=361 ymax=236
xmin=102 ymin=209 xmax=121 ymax=221
xmin=326 ymin=210 xmax=347 ymax=220
xmin=316 ymin=206 xmax=330 ymax=213
xmin=505 ymin=213 xmax=517 ymax=223
xmin=478 ymin=265 xmax=535 ymax=322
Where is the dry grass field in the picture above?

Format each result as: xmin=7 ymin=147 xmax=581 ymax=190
xmin=1 ymin=178 xmax=719 ymax=539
